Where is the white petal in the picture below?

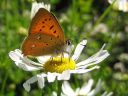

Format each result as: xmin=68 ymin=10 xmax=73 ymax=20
xmin=37 ymin=73 xmax=46 ymax=89
xmin=62 ymin=81 xmax=76 ymax=96
xmin=23 ymin=82 xmax=31 ymax=92
xmin=9 ymin=49 xmax=23 ymax=62
xmin=47 ymin=72 xmax=57 ymax=82
xmin=118 ymin=0 xmax=128 ymax=12
xmin=108 ymin=0 xmax=113 ymax=3
xmin=77 ymin=50 xmax=109 ymax=69
xmin=122 ymin=0 xmax=128 ymax=12
xmin=75 ymin=88 xmax=81 ymax=95
xmin=22 ymin=57 xmax=43 ymax=67
xmin=106 ymin=92 xmax=113 ymax=96
xmin=31 ymin=1 xmax=51 ymax=19
xmin=57 ymin=71 xmax=71 ymax=80
xmin=88 ymin=79 xmax=102 ymax=96
xmin=15 ymin=62 xmax=42 ymax=71
xmin=23 ymin=76 xmax=38 ymax=92
xmin=52 ymin=91 xmax=57 ymax=96
xmin=72 ymin=40 xmax=87 ymax=61
xmin=9 ymin=49 xmax=42 ymax=71
xmin=79 ymin=79 xmax=94 ymax=95
xmin=119 ymin=0 xmax=124 ymax=11
xmin=102 ymin=92 xmax=108 ymax=96
xmin=70 ymin=66 xmax=100 ymax=74
xmin=37 ymin=55 xmax=51 ymax=64
xmin=76 ymin=44 xmax=109 ymax=67
xmin=102 ymin=91 xmax=113 ymax=96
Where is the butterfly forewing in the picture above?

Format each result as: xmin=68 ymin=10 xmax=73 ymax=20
xmin=22 ymin=8 xmax=65 ymax=56
xmin=29 ymin=8 xmax=65 ymax=42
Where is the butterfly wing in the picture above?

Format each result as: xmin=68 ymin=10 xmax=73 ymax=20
xmin=29 ymin=8 xmax=65 ymax=42
xmin=22 ymin=33 xmax=64 ymax=56
xmin=22 ymin=8 xmax=65 ymax=56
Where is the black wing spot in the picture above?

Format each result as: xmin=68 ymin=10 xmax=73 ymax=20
xmin=45 ymin=19 xmax=47 ymax=21
xmin=50 ymin=38 xmax=52 ymax=40
xmin=46 ymin=43 xmax=48 ymax=45
xmin=50 ymin=25 xmax=54 ymax=30
xmin=42 ymin=21 xmax=45 ymax=23
xmin=39 ymin=29 xmax=42 ymax=31
xmin=49 ymin=18 xmax=51 ymax=21
xmin=53 ymin=30 xmax=56 ymax=33
xmin=42 ymin=26 xmax=45 ymax=28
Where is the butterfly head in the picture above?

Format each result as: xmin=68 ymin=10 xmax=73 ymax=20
xmin=66 ymin=39 xmax=72 ymax=46
xmin=63 ymin=39 xmax=73 ymax=54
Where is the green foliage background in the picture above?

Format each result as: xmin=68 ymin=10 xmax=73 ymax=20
xmin=0 ymin=0 xmax=128 ymax=95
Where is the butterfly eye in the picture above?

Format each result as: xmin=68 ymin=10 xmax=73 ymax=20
xmin=66 ymin=39 xmax=72 ymax=46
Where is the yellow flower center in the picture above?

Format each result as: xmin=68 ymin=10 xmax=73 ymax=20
xmin=43 ymin=57 xmax=76 ymax=73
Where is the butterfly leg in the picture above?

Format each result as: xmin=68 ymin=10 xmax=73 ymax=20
xmin=68 ymin=52 xmax=71 ymax=62
xmin=50 ymin=55 xmax=53 ymax=63
xmin=60 ymin=52 xmax=64 ymax=62
xmin=64 ymin=51 xmax=71 ymax=62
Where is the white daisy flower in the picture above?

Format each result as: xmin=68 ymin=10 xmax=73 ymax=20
xmin=9 ymin=39 xmax=109 ymax=92
xmin=108 ymin=0 xmax=128 ymax=12
xmin=9 ymin=2 xmax=110 ymax=92
xmin=60 ymin=79 xmax=113 ymax=96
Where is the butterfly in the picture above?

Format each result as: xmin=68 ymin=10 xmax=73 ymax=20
xmin=22 ymin=8 xmax=71 ymax=56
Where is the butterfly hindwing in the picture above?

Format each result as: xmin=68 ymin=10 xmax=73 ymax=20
xmin=22 ymin=33 xmax=64 ymax=56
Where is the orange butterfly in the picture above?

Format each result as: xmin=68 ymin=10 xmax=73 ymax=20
xmin=22 ymin=8 xmax=70 ymax=56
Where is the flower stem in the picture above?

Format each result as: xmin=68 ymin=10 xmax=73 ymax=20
xmin=57 ymin=80 xmax=63 ymax=96
xmin=1 ymin=73 xmax=8 ymax=93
